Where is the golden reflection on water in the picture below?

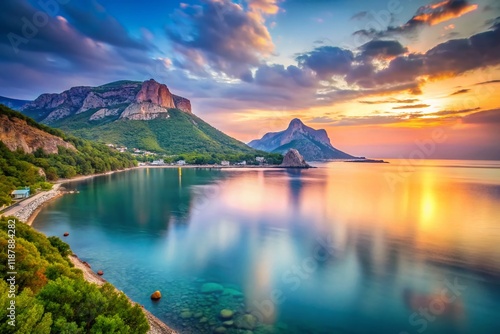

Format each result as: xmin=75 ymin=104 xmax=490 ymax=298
xmin=217 ymin=161 xmax=500 ymax=287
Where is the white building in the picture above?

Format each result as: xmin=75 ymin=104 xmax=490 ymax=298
xmin=176 ymin=160 xmax=186 ymax=166
xmin=221 ymin=160 xmax=230 ymax=166
xmin=151 ymin=159 xmax=165 ymax=165
xmin=256 ymin=157 xmax=265 ymax=163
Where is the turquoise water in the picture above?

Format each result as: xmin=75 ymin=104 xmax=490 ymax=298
xmin=33 ymin=161 xmax=500 ymax=333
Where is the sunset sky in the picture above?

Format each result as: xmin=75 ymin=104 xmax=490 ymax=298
xmin=1 ymin=0 xmax=499 ymax=159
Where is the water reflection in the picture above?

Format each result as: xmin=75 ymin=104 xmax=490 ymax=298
xmin=33 ymin=161 xmax=500 ymax=333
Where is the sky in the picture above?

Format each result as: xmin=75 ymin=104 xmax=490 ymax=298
xmin=0 ymin=0 xmax=499 ymax=159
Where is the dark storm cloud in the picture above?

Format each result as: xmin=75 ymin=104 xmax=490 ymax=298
xmin=354 ymin=0 xmax=478 ymax=39
xmin=166 ymin=0 xmax=275 ymax=79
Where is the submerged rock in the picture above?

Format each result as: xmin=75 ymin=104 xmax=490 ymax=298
xmin=235 ymin=314 xmax=258 ymax=330
xmin=222 ymin=288 xmax=243 ymax=298
xmin=150 ymin=290 xmax=162 ymax=300
xmin=220 ymin=309 xmax=234 ymax=319
xmin=201 ymin=282 xmax=224 ymax=294
xmin=180 ymin=311 xmax=192 ymax=319
xmin=280 ymin=149 xmax=311 ymax=168
xmin=214 ymin=326 xmax=227 ymax=333
xmin=97 ymin=270 xmax=104 ymax=276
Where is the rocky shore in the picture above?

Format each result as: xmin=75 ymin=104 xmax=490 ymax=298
xmin=1 ymin=184 xmax=63 ymax=224
xmin=69 ymin=255 xmax=177 ymax=334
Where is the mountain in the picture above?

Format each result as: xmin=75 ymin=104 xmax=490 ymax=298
xmin=17 ymin=79 xmax=256 ymax=155
xmin=0 ymin=96 xmax=30 ymax=110
xmin=20 ymin=79 xmax=192 ymax=123
xmin=248 ymin=118 xmax=357 ymax=161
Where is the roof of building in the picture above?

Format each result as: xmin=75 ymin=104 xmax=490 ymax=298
xmin=11 ymin=189 xmax=30 ymax=195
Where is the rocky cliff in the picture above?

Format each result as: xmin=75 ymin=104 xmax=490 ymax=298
xmin=20 ymin=79 xmax=192 ymax=123
xmin=249 ymin=118 xmax=357 ymax=161
xmin=0 ymin=113 xmax=75 ymax=154
xmin=280 ymin=149 xmax=311 ymax=168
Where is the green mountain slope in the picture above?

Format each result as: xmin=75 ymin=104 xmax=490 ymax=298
xmin=15 ymin=79 xmax=267 ymax=156
xmin=0 ymin=104 xmax=137 ymax=206
xmin=54 ymin=108 xmax=256 ymax=155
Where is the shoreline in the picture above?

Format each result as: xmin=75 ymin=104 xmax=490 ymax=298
xmin=68 ymin=255 xmax=177 ymax=334
xmin=0 ymin=164 xmax=313 ymax=332
xmin=4 ymin=164 xmax=314 ymax=225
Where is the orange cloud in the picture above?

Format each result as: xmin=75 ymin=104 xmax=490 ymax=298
xmin=247 ymin=0 xmax=280 ymax=15
xmin=413 ymin=0 xmax=478 ymax=26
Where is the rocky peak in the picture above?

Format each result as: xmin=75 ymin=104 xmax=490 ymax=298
xmin=18 ymin=79 xmax=192 ymax=123
xmin=135 ymin=79 xmax=175 ymax=109
xmin=280 ymin=149 xmax=311 ymax=168
xmin=172 ymin=95 xmax=192 ymax=114
xmin=248 ymin=118 xmax=356 ymax=161
xmin=287 ymin=118 xmax=304 ymax=129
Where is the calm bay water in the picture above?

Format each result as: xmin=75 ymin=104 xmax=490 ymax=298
xmin=33 ymin=160 xmax=500 ymax=334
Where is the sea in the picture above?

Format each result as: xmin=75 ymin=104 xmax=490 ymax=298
xmin=33 ymin=160 xmax=500 ymax=334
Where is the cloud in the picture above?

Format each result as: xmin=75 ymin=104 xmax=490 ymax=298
xmin=254 ymin=64 xmax=317 ymax=88
xmin=329 ymin=114 xmax=421 ymax=127
xmin=392 ymin=104 xmax=430 ymax=109
xmin=428 ymin=107 xmax=480 ymax=116
xmin=359 ymin=98 xmax=420 ymax=104
xmin=462 ymin=108 xmax=500 ymax=124
xmin=474 ymin=79 xmax=500 ymax=85
xmin=359 ymin=40 xmax=408 ymax=59
xmin=351 ymin=11 xmax=369 ymax=20
xmin=308 ymin=116 xmax=336 ymax=124
xmin=61 ymin=0 xmax=149 ymax=49
xmin=354 ymin=0 xmax=478 ymax=39
xmin=450 ymin=88 xmax=470 ymax=95
xmin=247 ymin=0 xmax=281 ymax=15
xmin=166 ymin=0 xmax=278 ymax=79
xmin=296 ymin=46 xmax=354 ymax=79
xmin=0 ymin=0 xmax=168 ymax=98
xmin=328 ymin=107 xmax=485 ymax=127
xmin=347 ymin=23 xmax=500 ymax=89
